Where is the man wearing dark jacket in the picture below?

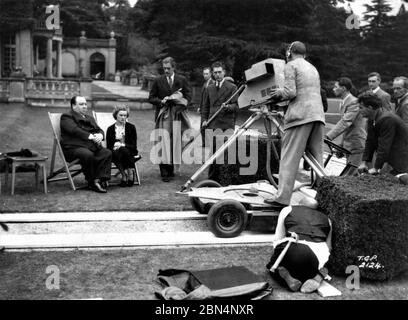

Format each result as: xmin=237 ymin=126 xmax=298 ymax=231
xmin=60 ymin=96 xmax=112 ymax=192
xmin=201 ymin=61 xmax=239 ymax=181
xmin=148 ymin=57 xmax=192 ymax=181
xmin=357 ymin=92 xmax=408 ymax=175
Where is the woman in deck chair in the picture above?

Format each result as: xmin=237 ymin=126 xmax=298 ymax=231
xmin=106 ymin=105 xmax=140 ymax=187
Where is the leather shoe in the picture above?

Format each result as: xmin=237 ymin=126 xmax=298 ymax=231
xmin=278 ymin=267 xmax=302 ymax=292
xmin=264 ymin=199 xmax=287 ymax=210
xmin=162 ymin=177 xmax=170 ymax=182
xmin=93 ymin=180 xmax=107 ymax=193
xmin=119 ymin=180 xmax=128 ymax=187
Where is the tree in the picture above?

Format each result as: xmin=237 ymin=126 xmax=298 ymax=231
xmin=359 ymin=0 xmax=399 ymax=84
xmin=0 ymin=0 xmax=35 ymax=32
xmin=59 ymin=0 xmax=110 ymax=38
xmin=128 ymin=0 xmax=362 ymax=84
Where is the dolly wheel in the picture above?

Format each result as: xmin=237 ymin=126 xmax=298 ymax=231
xmin=207 ymin=200 xmax=248 ymax=238
xmin=190 ymin=179 xmax=222 ymax=214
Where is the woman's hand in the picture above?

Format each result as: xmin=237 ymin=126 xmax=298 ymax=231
xmin=113 ymin=142 xmax=122 ymax=150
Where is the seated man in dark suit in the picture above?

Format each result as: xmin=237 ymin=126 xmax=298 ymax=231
xmin=60 ymin=96 xmax=112 ymax=193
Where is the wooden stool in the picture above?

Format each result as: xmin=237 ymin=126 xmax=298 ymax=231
xmin=4 ymin=155 xmax=48 ymax=195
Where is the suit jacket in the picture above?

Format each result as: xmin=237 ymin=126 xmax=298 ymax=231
xmin=60 ymin=110 xmax=104 ymax=151
xmin=363 ymin=111 xmax=408 ymax=173
xmin=395 ymin=93 xmax=408 ymax=127
xmin=106 ymin=122 xmax=138 ymax=156
xmin=326 ymin=94 xmax=367 ymax=153
xmin=280 ymin=57 xmax=325 ymax=130
xmin=148 ymin=73 xmax=192 ymax=121
xmin=199 ymin=79 xmax=214 ymax=110
xmin=375 ymin=88 xmax=393 ymax=112
xmin=201 ymin=80 xmax=238 ymax=130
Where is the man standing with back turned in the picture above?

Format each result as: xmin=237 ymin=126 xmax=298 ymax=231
xmin=264 ymin=41 xmax=325 ymax=210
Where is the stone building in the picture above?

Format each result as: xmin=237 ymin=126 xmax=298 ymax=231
xmin=0 ymin=6 xmax=116 ymax=107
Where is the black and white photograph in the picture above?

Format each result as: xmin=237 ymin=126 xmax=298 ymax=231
xmin=0 ymin=0 xmax=407 ymax=308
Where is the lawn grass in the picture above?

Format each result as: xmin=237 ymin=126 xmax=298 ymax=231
xmin=0 ymin=103 xmax=204 ymax=212
xmin=0 ymin=100 xmax=340 ymax=213
xmin=1 ymin=246 xmax=407 ymax=300
xmin=0 ymin=103 xmax=282 ymax=213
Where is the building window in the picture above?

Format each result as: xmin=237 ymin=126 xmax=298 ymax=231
xmin=2 ymin=34 xmax=16 ymax=77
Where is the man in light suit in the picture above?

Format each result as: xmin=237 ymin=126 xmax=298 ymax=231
xmin=201 ymin=61 xmax=239 ymax=180
xmin=148 ymin=57 xmax=192 ymax=181
xmin=325 ymin=77 xmax=367 ymax=173
xmin=368 ymin=72 xmax=393 ymax=112
xmin=265 ymin=41 xmax=325 ymax=209
xmin=393 ymin=76 xmax=408 ymax=127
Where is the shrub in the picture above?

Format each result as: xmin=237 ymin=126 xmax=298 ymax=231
xmin=316 ymin=174 xmax=408 ymax=280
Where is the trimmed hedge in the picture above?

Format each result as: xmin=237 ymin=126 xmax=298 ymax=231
xmin=211 ymin=137 xmax=280 ymax=186
xmin=316 ymin=174 xmax=408 ymax=280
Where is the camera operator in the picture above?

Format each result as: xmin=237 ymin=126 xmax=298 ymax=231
xmin=264 ymin=41 xmax=325 ymax=210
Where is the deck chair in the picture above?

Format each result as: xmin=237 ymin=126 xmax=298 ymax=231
xmin=47 ymin=112 xmax=82 ymax=190
xmin=93 ymin=111 xmax=141 ymax=186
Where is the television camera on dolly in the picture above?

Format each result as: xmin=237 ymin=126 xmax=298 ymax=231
xmin=178 ymin=58 xmax=353 ymax=238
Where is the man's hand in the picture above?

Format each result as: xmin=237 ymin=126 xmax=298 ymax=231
xmin=161 ymin=96 xmax=169 ymax=105
xmin=269 ymin=88 xmax=283 ymax=99
xmin=224 ymin=104 xmax=235 ymax=112
xmin=93 ymin=133 xmax=103 ymax=145
xmin=368 ymin=168 xmax=380 ymax=175
xmin=201 ymin=121 xmax=208 ymax=128
xmin=357 ymin=162 xmax=369 ymax=174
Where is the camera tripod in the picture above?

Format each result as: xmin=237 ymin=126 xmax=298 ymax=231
xmin=180 ymin=103 xmax=328 ymax=192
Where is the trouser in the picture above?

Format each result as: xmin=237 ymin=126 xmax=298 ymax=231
xmin=345 ymin=151 xmax=363 ymax=175
xmin=112 ymin=147 xmax=135 ymax=171
xmin=267 ymin=241 xmax=319 ymax=283
xmin=64 ymin=146 xmax=112 ymax=182
xmin=275 ymin=122 xmax=324 ymax=205
xmin=207 ymin=133 xmax=233 ymax=182
xmin=160 ymin=164 xmax=174 ymax=177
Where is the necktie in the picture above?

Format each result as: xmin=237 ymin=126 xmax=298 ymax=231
xmin=168 ymin=76 xmax=173 ymax=88
xmin=216 ymin=81 xmax=220 ymax=90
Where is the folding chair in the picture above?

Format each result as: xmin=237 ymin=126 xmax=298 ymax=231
xmin=47 ymin=112 xmax=82 ymax=190
xmin=93 ymin=111 xmax=141 ymax=186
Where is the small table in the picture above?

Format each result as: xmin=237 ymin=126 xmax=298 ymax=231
xmin=4 ymin=155 xmax=48 ymax=195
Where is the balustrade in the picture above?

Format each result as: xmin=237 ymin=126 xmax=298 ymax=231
xmin=26 ymin=78 xmax=80 ymax=98
xmin=0 ymin=80 xmax=10 ymax=96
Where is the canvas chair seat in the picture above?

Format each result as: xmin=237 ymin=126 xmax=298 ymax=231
xmin=47 ymin=112 xmax=83 ymax=190
xmin=93 ymin=111 xmax=141 ymax=186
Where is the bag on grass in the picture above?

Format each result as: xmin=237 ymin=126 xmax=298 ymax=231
xmin=155 ymin=266 xmax=272 ymax=300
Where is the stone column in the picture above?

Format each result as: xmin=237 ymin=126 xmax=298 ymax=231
xmin=0 ymin=36 xmax=2 ymax=76
xmin=107 ymin=32 xmax=117 ymax=81
xmin=46 ymin=37 xmax=53 ymax=78
xmin=57 ymin=40 xmax=62 ymax=78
